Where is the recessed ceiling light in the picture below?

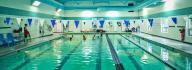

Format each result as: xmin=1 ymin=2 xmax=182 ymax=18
xmin=162 ymin=0 xmax=171 ymax=2
xmin=56 ymin=9 xmax=62 ymax=12
xmin=32 ymin=1 xmax=41 ymax=7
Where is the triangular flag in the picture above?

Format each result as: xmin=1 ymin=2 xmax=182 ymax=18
xmin=40 ymin=19 xmax=45 ymax=26
xmin=5 ymin=17 xmax=11 ymax=24
xmin=61 ymin=20 xmax=65 ymax=24
xmin=74 ymin=20 xmax=80 ymax=28
xmin=27 ymin=18 xmax=33 ymax=26
xmin=51 ymin=19 xmax=56 ymax=27
xmin=99 ymin=20 xmax=105 ymax=28
xmin=66 ymin=21 xmax=70 ymax=28
xmin=171 ymin=17 xmax=177 ymax=24
xmin=124 ymin=20 xmax=129 ymax=28
xmin=148 ymin=19 xmax=153 ymax=27
xmin=141 ymin=20 xmax=144 ymax=23
xmin=61 ymin=20 xmax=66 ymax=27
xmin=16 ymin=18 xmax=21 ymax=25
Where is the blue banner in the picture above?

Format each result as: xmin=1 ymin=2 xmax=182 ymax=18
xmin=124 ymin=20 xmax=129 ymax=28
xmin=171 ymin=17 xmax=177 ymax=24
xmin=74 ymin=20 xmax=80 ymax=28
xmin=99 ymin=20 xmax=105 ymax=28
xmin=5 ymin=17 xmax=11 ymax=24
xmin=51 ymin=19 xmax=56 ymax=27
xmin=148 ymin=19 xmax=153 ymax=27
xmin=27 ymin=18 xmax=32 ymax=26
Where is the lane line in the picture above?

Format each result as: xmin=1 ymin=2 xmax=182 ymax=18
xmin=106 ymin=34 xmax=125 ymax=70
xmin=120 ymin=34 xmax=178 ymax=70
xmin=96 ymin=38 xmax=102 ymax=70
xmin=54 ymin=41 xmax=82 ymax=70
xmin=117 ymin=39 xmax=142 ymax=70
xmin=13 ymin=44 xmax=52 ymax=70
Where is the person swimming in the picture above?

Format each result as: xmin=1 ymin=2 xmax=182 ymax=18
xmin=83 ymin=35 xmax=86 ymax=41
xmin=69 ymin=35 xmax=73 ymax=41
xmin=92 ymin=34 xmax=96 ymax=40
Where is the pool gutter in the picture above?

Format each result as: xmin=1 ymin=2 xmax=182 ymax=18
xmin=132 ymin=33 xmax=192 ymax=58
xmin=0 ymin=35 xmax=63 ymax=57
xmin=120 ymin=34 xmax=179 ymax=70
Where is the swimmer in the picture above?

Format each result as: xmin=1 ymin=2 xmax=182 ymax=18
xmin=92 ymin=34 xmax=96 ymax=40
xmin=69 ymin=35 xmax=73 ymax=41
xmin=83 ymin=35 xmax=86 ymax=41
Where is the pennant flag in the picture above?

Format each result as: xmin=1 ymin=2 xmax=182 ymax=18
xmin=5 ymin=17 xmax=11 ymax=24
xmin=51 ymin=19 xmax=56 ymax=27
xmin=74 ymin=20 xmax=80 ymax=28
xmin=16 ymin=18 xmax=21 ymax=25
xmin=171 ymin=17 xmax=177 ymax=24
xmin=66 ymin=21 xmax=70 ymax=28
xmin=148 ymin=19 xmax=153 ymax=27
xmin=99 ymin=20 xmax=105 ymax=28
xmin=141 ymin=20 xmax=144 ymax=23
xmin=61 ymin=20 xmax=65 ymax=24
xmin=39 ymin=19 xmax=45 ymax=26
xmin=124 ymin=20 xmax=129 ymax=28
xmin=28 ymin=18 xmax=33 ymax=26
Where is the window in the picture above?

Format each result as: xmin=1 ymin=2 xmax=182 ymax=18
xmin=188 ymin=18 xmax=192 ymax=36
xmin=161 ymin=18 xmax=169 ymax=33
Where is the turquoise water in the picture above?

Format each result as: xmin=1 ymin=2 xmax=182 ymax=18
xmin=128 ymin=34 xmax=192 ymax=70
xmin=0 ymin=34 xmax=185 ymax=70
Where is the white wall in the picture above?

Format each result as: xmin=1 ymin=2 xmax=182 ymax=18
xmin=138 ymin=0 xmax=192 ymax=43
xmin=63 ymin=10 xmax=139 ymax=17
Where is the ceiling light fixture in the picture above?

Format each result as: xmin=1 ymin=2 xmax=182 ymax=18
xmin=56 ymin=9 xmax=62 ymax=12
xmin=32 ymin=1 xmax=41 ymax=7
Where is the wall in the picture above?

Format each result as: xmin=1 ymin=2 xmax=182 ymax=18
xmin=63 ymin=10 xmax=139 ymax=17
xmin=0 ymin=16 xmax=53 ymax=38
xmin=0 ymin=0 xmax=63 ymax=45
xmin=138 ymin=0 xmax=192 ymax=43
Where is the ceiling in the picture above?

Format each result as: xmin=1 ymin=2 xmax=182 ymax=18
xmin=38 ymin=0 xmax=163 ymax=11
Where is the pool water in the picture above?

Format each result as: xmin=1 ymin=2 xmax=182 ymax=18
xmin=0 ymin=34 xmax=188 ymax=70
xmin=128 ymin=34 xmax=192 ymax=70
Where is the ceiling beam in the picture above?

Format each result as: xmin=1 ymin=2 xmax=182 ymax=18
xmin=39 ymin=0 xmax=161 ymax=11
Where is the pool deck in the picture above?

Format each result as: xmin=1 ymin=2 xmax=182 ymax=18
xmin=0 ymin=34 xmax=63 ymax=56
xmin=133 ymin=33 xmax=192 ymax=55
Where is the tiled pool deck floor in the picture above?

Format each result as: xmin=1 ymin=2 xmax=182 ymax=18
xmin=133 ymin=33 xmax=192 ymax=55
xmin=0 ymin=34 xmax=63 ymax=56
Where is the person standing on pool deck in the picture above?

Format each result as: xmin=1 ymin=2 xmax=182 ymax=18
xmin=179 ymin=28 xmax=185 ymax=42
xmin=24 ymin=24 xmax=31 ymax=42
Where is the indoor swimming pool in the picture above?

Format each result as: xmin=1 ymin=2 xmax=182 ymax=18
xmin=0 ymin=34 xmax=191 ymax=70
